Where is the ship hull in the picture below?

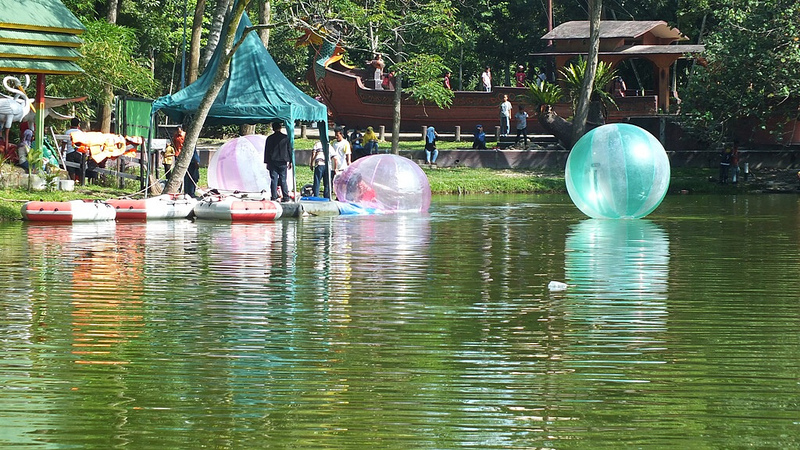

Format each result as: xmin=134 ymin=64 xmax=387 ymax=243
xmin=312 ymin=60 xmax=666 ymax=134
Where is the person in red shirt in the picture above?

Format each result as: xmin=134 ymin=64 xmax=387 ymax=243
xmin=515 ymin=65 xmax=527 ymax=87
xmin=172 ymin=126 xmax=186 ymax=156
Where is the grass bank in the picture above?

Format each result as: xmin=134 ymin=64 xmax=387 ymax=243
xmin=0 ymin=162 xmax=790 ymax=222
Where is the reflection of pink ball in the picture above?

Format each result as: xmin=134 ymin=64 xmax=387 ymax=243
xmin=207 ymin=136 xmax=270 ymax=192
xmin=334 ymin=154 xmax=431 ymax=212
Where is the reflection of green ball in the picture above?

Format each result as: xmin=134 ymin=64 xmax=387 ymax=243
xmin=566 ymin=124 xmax=670 ymax=219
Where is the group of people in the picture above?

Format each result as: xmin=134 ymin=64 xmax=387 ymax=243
xmin=264 ymin=122 xmax=386 ymax=201
xmin=159 ymin=125 xmax=200 ymax=197
xmin=719 ymin=140 xmax=741 ymax=184
xmin=366 ymin=54 xmax=395 ymax=91
xmin=367 ymin=53 xmax=556 ymax=93
xmin=306 ymin=125 xmax=375 ymax=198
xmin=476 ymin=65 xmax=546 ymax=92
xmin=346 ymin=126 xmax=380 ymax=158
xmin=498 ymin=94 xmax=530 ymax=145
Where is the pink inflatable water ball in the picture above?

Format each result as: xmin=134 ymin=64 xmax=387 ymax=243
xmin=207 ymin=135 xmax=271 ymax=192
xmin=334 ymin=154 xmax=431 ymax=212
xmin=565 ymin=123 xmax=670 ymax=219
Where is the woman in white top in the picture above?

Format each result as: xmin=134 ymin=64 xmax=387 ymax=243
xmin=309 ymin=141 xmax=331 ymax=198
xmin=499 ymin=94 xmax=512 ymax=137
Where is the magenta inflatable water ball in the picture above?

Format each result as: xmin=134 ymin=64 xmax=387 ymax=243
xmin=565 ymin=123 xmax=670 ymax=219
xmin=334 ymin=154 xmax=431 ymax=212
xmin=207 ymin=135 xmax=272 ymax=192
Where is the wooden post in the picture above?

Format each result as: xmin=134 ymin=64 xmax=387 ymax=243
xmin=495 ymin=125 xmax=501 ymax=143
xmin=454 ymin=126 xmax=461 ymax=142
xmin=301 ymin=124 xmax=307 ymax=139
xmin=34 ymin=75 xmax=45 ymax=161
xmin=421 ymin=126 xmax=427 ymax=141
xmin=117 ymin=158 xmax=124 ymax=189
xmin=79 ymin=153 xmax=86 ymax=185
xmin=379 ymin=125 xmax=385 ymax=141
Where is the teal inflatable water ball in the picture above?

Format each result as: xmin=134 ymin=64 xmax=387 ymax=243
xmin=565 ymin=123 xmax=670 ymax=219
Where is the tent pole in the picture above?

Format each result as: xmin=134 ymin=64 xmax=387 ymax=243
xmin=319 ymin=121 xmax=331 ymax=199
xmin=145 ymin=113 xmax=155 ymax=198
xmin=34 ymin=75 xmax=45 ymax=164
xmin=286 ymin=119 xmax=297 ymax=201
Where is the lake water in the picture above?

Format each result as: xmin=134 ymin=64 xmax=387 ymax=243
xmin=1 ymin=194 xmax=799 ymax=448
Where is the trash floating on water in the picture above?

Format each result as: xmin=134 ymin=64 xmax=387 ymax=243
xmin=548 ymin=281 xmax=568 ymax=291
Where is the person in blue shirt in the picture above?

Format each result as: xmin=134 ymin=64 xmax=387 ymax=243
xmin=472 ymin=124 xmax=486 ymax=149
xmin=425 ymin=126 xmax=439 ymax=165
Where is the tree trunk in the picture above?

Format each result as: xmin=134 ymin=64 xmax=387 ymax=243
xmin=100 ymin=83 xmax=113 ymax=133
xmin=390 ymin=36 xmax=403 ymax=154
xmin=102 ymin=0 xmax=119 ymax=133
xmin=201 ymin=0 xmax=232 ymax=70
xmin=587 ymin=100 xmax=606 ymax=130
xmin=571 ymin=0 xmax=602 ymax=145
xmin=538 ymin=105 xmax=573 ymax=149
xmin=106 ymin=0 xmax=119 ymax=23
xmin=166 ymin=0 xmax=251 ymax=194
xmin=150 ymin=48 xmax=155 ymax=79
xmin=188 ymin=0 xmax=206 ymax=84
xmin=258 ymin=0 xmax=271 ymax=47
xmin=240 ymin=124 xmax=256 ymax=135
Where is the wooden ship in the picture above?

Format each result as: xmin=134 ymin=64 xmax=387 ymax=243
xmin=306 ymin=21 xmax=700 ymax=133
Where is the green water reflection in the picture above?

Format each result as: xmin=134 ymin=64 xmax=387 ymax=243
xmin=0 ymin=194 xmax=799 ymax=448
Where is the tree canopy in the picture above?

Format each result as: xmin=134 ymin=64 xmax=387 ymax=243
xmin=680 ymin=0 xmax=800 ymax=143
xmin=32 ymin=0 xmax=798 ymax=147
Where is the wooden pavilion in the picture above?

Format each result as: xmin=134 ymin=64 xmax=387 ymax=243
xmin=0 ymin=0 xmax=84 ymax=152
xmin=534 ymin=20 xmax=704 ymax=114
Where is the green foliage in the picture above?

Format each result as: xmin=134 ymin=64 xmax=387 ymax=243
xmin=458 ymin=1 xmax=550 ymax=86
xmin=60 ymin=0 xmax=104 ymax=21
xmin=48 ymin=20 xmax=158 ymax=122
xmin=559 ymin=57 xmax=618 ymax=109
xmin=51 ymin=0 xmax=798 ymax=147
xmin=424 ymin=167 xmax=565 ymax=194
xmin=394 ymin=54 xmax=454 ymax=108
xmin=521 ymin=81 xmax=564 ymax=108
xmin=681 ymin=0 xmax=800 ymax=144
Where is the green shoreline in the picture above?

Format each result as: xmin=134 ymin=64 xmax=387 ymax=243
xmin=1 ymin=165 xmax=791 ymax=222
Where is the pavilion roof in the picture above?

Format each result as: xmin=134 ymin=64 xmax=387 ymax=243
xmin=0 ymin=0 xmax=84 ymax=75
xmin=542 ymin=21 xmax=688 ymax=42
xmin=535 ymin=44 xmax=705 ymax=57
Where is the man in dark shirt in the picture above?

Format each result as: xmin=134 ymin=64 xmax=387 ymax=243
xmin=264 ymin=121 xmax=292 ymax=201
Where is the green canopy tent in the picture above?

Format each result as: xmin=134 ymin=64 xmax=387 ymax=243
xmin=151 ymin=14 xmax=331 ymax=198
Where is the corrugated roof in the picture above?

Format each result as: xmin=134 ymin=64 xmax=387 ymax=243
xmin=0 ymin=29 xmax=82 ymax=48
xmin=535 ymin=44 xmax=705 ymax=57
xmin=0 ymin=0 xmax=85 ymax=34
xmin=0 ymin=44 xmax=81 ymax=61
xmin=0 ymin=57 xmax=83 ymax=74
xmin=542 ymin=21 xmax=686 ymax=41
xmin=0 ymin=0 xmax=84 ymax=74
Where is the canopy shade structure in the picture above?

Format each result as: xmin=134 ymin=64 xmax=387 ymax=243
xmin=151 ymin=12 xmax=331 ymax=199
xmin=151 ymin=14 xmax=327 ymax=126
xmin=0 ymin=0 xmax=85 ymax=75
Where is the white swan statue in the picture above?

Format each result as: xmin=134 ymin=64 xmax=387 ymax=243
xmin=0 ymin=76 xmax=35 ymax=151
